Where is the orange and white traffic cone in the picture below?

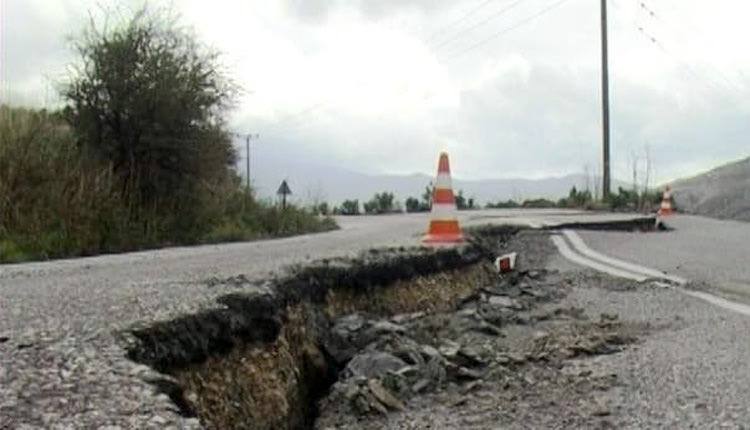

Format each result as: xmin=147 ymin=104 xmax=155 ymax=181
xmin=422 ymin=151 xmax=464 ymax=244
xmin=657 ymin=186 xmax=674 ymax=217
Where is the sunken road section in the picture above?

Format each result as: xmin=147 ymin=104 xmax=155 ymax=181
xmin=125 ymin=226 xmax=517 ymax=429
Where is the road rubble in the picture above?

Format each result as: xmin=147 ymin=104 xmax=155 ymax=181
xmin=314 ymin=232 xmax=653 ymax=430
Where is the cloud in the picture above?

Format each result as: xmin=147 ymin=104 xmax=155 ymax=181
xmin=241 ymin=53 xmax=749 ymax=185
xmin=280 ymin=0 xmax=456 ymax=23
xmin=3 ymin=0 xmax=749 ymax=185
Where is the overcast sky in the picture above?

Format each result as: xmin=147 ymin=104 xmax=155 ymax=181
xmin=2 ymin=0 xmax=749 ymax=184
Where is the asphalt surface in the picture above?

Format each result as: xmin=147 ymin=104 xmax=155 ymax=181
xmin=2 ymin=209 xmax=749 ymax=428
xmin=0 ymin=209 xmax=642 ymax=338
xmin=579 ymin=214 xmax=750 ymax=299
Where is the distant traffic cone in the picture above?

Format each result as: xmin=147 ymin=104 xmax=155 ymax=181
xmin=657 ymin=186 xmax=674 ymax=217
xmin=422 ymin=152 xmax=464 ymax=244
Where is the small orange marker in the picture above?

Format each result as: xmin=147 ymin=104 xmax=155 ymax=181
xmin=423 ymin=152 xmax=464 ymax=244
xmin=657 ymin=186 xmax=674 ymax=217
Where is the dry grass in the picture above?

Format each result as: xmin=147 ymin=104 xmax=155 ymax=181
xmin=0 ymin=105 xmax=337 ymax=263
xmin=0 ymin=106 xmax=129 ymax=261
xmin=175 ymin=304 xmax=326 ymax=430
xmin=325 ymin=263 xmax=495 ymax=318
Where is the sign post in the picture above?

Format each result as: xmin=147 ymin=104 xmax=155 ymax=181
xmin=277 ymin=180 xmax=292 ymax=210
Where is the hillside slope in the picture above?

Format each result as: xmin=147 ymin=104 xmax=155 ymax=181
xmin=671 ymin=156 xmax=750 ymax=222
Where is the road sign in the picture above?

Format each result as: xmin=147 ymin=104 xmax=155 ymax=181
xmin=277 ymin=180 xmax=292 ymax=209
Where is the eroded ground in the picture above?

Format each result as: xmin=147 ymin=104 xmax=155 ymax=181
xmin=314 ymin=231 xmax=662 ymax=430
xmin=124 ymin=228 xmax=673 ymax=429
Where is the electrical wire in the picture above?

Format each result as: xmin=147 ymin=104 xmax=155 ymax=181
xmin=256 ymin=0 xmax=574 ymax=132
xmin=636 ymin=0 xmax=743 ymax=93
xmin=441 ymin=0 xmax=572 ymax=61
xmin=425 ymin=0 xmax=501 ymax=44
xmin=609 ymin=0 xmax=730 ymax=95
xmin=432 ymin=0 xmax=527 ymax=51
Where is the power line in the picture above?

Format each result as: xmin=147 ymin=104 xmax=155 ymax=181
xmin=638 ymin=28 xmax=730 ymax=94
xmin=425 ymin=0 xmax=500 ymax=44
xmin=256 ymin=0 xmax=574 ymax=133
xmin=636 ymin=0 xmax=743 ymax=93
xmin=611 ymin=0 xmax=743 ymax=95
xmin=432 ymin=0 xmax=527 ymax=51
xmin=611 ymin=0 xmax=705 ymax=88
xmin=442 ymin=0 xmax=572 ymax=61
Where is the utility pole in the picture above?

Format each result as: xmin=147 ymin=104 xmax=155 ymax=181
xmin=600 ymin=0 xmax=611 ymax=199
xmin=244 ymin=133 xmax=259 ymax=191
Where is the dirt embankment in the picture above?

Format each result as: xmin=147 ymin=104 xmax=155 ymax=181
xmin=671 ymin=155 xmax=750 ymax=222
xmin=124 ymin=226 xmax=654 ymax=429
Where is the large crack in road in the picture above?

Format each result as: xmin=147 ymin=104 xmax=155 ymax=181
xmin=123 ymin=226 xmax=666 ymax=429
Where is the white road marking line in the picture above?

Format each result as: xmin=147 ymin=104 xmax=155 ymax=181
xmin=682 ymin=290 xmax=750 ymax=317
xmin=551 ymin=228 xmax=750 ymax=318
xmin=549 ymin=234 xmax=648 ymax=282
xmin=561 ymin=230 xmax=687 ymax=285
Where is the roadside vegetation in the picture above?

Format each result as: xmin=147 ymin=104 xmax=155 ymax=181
xmin=328 ymin=184 xmax=662 ymax=217
xmin=555 ymin=186 xmax=662 ymax=211
xmin=0 ymin=8 xmax=334 ymax=263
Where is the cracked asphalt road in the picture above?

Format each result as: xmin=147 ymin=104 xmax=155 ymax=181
xmin=2 ymin=209 xmax=749 ymax=428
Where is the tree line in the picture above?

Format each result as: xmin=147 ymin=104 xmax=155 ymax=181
xmin=317 ymin=184 xmax=663 ymax=216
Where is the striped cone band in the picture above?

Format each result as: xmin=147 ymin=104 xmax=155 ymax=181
xmin=437 ymin=152 xmax=451 ymax=173
xmin=433 ymin=188 xmax=455 ymax=205
xmin=429 ymin=202 xmax=459 ymax=221
xmin=658 ymin=187 xmax=674 ymax=216
xmin=423 ymin=220 xmax=463 ymax=243
xmin=435 ymin=171 xmax=453 ymax=190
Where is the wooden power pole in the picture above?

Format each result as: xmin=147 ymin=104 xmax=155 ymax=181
xmin=600 ymin=0 xmax=611 ymax=199
xmin=244 ymin=133 xmax=259 ymax=191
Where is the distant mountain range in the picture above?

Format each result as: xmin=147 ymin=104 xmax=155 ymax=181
xmin=671 ymin=156 xmax=750 ymax=222
xmin=246 ymin=153 xmax=750 ymax=220
xmin=249 ymin=158 xmax=621 ymax=206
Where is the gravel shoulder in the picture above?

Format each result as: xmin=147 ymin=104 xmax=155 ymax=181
xmin=565 ymin=282 xmax=750 ymax=428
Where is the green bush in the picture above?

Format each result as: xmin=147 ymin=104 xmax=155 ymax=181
xmin=206 ymin=191 xmax=337 ymax=242
xmin=314 ymin=202 xmax=330 ymax=216
xmin=605 ymin=187 xmax=638 ymax=211
xmin=364 ymin=192 xmax=396 ymax=214
xmin=454 ymin=190 xmax=475 ymax=210
xmin=63 ymin=7 xmax=239 ymax=243
xmin=558 ymin=186 xmax=594 ymax=208
xmin=485 ymin=199 xmax=520 ymax=209
xmin=0 ymin=239 xmax=27 ymax=263
xmin=405 ymin=197 xmax=429 ymax=213
xmin=340 ymin=199 xmax=360 ymax=215
xmin=521 ymin=198 xmax=557 ymax=208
